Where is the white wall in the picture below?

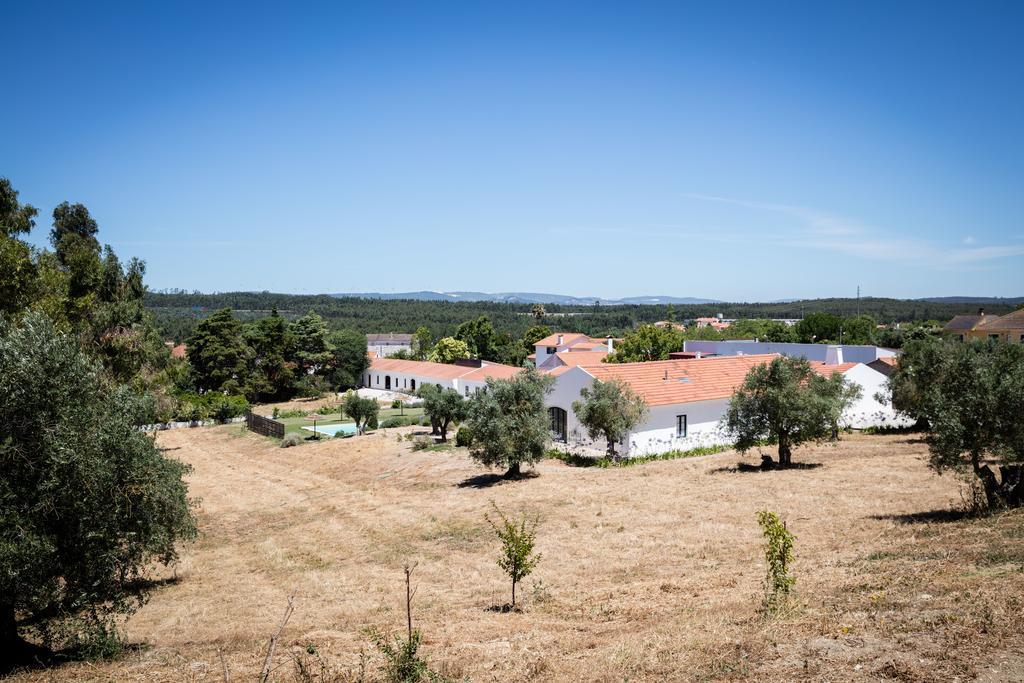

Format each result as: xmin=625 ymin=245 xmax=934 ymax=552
xmin=547 ymin=368 xmax=734 ymax=456
xmin=624 ymin=399 xmax=733 ymax=455
xmin=363 ymin=369 xmax=455 ymax=393
xmin=369 ymin=342 xmax=413 ymax=358
xmin=684 ymin=340 xmax=896 ymax=363
xmin=838 ymin=364 xmax=914 ymax=429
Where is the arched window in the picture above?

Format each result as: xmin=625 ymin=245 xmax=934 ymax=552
xmin=548 ymin=407 xmax=567 ymax=442
xmin=385 ymin=375 xmax=391 ymax=390
xmin=410 ymin=379 xmax=416 ymax=391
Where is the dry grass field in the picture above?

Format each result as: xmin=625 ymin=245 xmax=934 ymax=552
xmin=12 ymin=425 xmax=1024 ymax=682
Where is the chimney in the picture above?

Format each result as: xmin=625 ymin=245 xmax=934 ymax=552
xmin=825 ymin=345 xmax=844 ymax=366
xmin=695 ymin=351 xmax=702 ymax=359
xmin=663 ymin=368 xmax=669 ymax=381
xmin=606 ymin=337 xmax=613 ymax=352
xmin=557 ymin=334 xmax=563 ymax=345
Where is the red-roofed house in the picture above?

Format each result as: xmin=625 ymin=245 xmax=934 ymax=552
xmin=546 ymin=353 xmax=909 ymax=455
xmin=533 ymin=332 xmax=615 ymax=369
xmin=364 ymin=357 xmax=523 ymax=397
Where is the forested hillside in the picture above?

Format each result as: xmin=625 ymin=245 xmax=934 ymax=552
xmin=145 ymin=290 xmax=1015 ymax=341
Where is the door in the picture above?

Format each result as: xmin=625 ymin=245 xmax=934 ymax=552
xmin=548 ymin=407 xmax=567 ymax=442
xmin=385 ymin=375 xmax=391 ymax=390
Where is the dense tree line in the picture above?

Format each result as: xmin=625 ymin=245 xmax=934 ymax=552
xmin=1 ymin=178 xmax=195 ymax=662
xmin=183 ymin=307 xmax=370 ymax=403
xmin=145 ymin=291 xmax=1008 ymax=343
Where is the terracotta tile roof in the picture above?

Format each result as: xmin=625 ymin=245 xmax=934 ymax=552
xmin=554 ymin=350 xmax=608 ymax=367
xmin=580 ymin=354 xmax=778 ymax=406
xmin=371 ymin=358 xmax=481 ymax=380
xmin=943 ymin=314 xmax=995 ymax=332
xmin=810 ymin=362 xmax=859 ymax=377
xmin=977 ymin=309 xmax=1024 ymax=331
xmin=370 ymin=357 xmax=521 ymax=382
xmin=170 ymin=343 xmax=187 ymax=359
xmin=534 ymin=332 xmax=589 ymax=347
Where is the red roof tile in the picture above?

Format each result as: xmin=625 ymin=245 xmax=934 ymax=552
xmin=580 ymin=354 xmax=779 ymax=406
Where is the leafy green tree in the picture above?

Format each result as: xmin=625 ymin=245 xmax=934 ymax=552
xmin=840 ymin=314 xmax=877 ymax=345
xmin=343 ymin=392 xmax=380 ymax=434
xmin=421 ymin=387 xmax=465 ymax=442
xmin=328 ymin=328 xmax=370 ymax=390
xmin=572 ymin=378 xmax=649 ymax=457
xmin=464 ymin=369 xmax=553 ymax=477
xmin=723 ymin=356 xmax=861 ymax=468
xmin=187 ymin=308 xmax=250 ymax=394
xmin=0 ymin=179 xmax=41 ymax=317
xmin=428 ymin=336 xmax=471 ymax=364
xmin=494 ymin=331 xmax=528 ymax=366
xmin=881 ymin=337 xmax=945 ymax=427
xmin=485 ymin=502 xmax=541 ymax=610
xmin=0 ymin=313 xmax=196 ymax=661
xmin=794 ymin=312 xmax=842 ymax=344
xmin=912 ymin=341 xmax=1024 ymax=508
xmin=49 ymin=202 xmax=102 ymax=314
xmin=607 ymin=324 xmax=684 ymax=362
xmin=0 ymin=178 xmax=38 ymax=238
xmin=522 ymin=324 xmax=551 ymax=353
xmin=455 ymin=315 xmax=500 ymax=360
xmin=290 ymin=311 xmax=333 ymax=374
xmin=530 ymin=303 xmax=546 ymax=321
xmin=412 ymin=326 xmax=434 ymax=360
xmin=243 ymin=309 xmax=295 ymax=401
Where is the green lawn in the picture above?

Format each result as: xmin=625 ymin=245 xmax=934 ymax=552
xmin=277 ymin=406 xmax=425 ymax=437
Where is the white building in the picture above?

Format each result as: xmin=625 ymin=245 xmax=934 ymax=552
xmin=367 ymin=333 xmax=414 ymax=358
xmin=545 ymin=353 xmax=908 ymax=457
xmin=683 ymin=340 xmax=897 ymax=365
xmin=364 ymin=357 xmax=521 ymax=397
xmin=531 ymin=332 xmax=615 ymax=369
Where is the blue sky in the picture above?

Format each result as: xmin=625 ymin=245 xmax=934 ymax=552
xmin=3 ymin=1 xmax=1022 ymax=300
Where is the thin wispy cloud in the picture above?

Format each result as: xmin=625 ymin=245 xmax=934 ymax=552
xmin=684 ymin=194 xmax=1024 ymax=267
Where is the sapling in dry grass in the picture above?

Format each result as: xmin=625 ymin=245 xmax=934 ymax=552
xmin=365 ymin=563 xmax=450 ymax=683
xmin=757 ymin=510 xmax=795 ymax=614
xmin=485 ymin=502 xmax=541 ymax=610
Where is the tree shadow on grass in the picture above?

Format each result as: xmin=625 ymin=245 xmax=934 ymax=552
xmin=484 ymin=603 xmax=522 ymax=613
xmin=1 ymin=641 xmax=148 ymax=677
xmin=457 ymin=470 xmax=540 ymax=489
xmin=710 ymin=461 xmax=823 ymax=474
xmin=870 ymin=508 xmax=981 ymax=525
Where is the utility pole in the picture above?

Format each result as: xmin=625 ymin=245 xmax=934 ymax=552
xmin=857 ymin=285 xmax=860 ymax=316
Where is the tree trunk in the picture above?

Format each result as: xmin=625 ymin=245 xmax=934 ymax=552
xmin=505 ymin=461 xmax=521 ymax=478
xmin=439 ymin=420 xmax=448 ymax=442
xmin=0 ymin=602 xmax=33 ymax=667
xmin=430 ymin=417 xmax=440 ymax=436
xmin=777 ymin=434 xmax=792 ymax=468
xmin=607 ymin=436 xmax=617 ymax=459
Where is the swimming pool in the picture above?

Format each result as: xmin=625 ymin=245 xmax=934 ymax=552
xmin=302 ymin=423 xmax=357 ymax=437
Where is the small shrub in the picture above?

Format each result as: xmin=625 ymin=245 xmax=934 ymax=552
xmin=454 ymin=426 xmax=473 ymax=448
xmin=281 ymin=433 xmax=303 ymax=448
xmin=212 ymin=395 xmax=249 ymax=423
xmin=391 ymin=399 xmax=403 ymax=409
xmin=277 ymin=408 xmax=308 ymax=419
xmin=272 ymin=407 xmax=280 ymax=419
xmin=382 ymin=416 xmax=419 ymax=428
xmin=486 ymin=502 xmax=541 ymax=609
xmin=316 ymin=403 xmax=339 ymax=415
xmin=757 ymin=510 xmax=796 ymax=614
xmin=411 ymin=436 xmax=431 ymax=451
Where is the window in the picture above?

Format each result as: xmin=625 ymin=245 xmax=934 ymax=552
xmin=548 ymin=407 xmax=567 ymax=442
xmin=676 ymin=415 xmax=687 ymax=438
xmin=410 ymin=379 xmax=416 ymax=390
xmin=989 ymin=334 xmax=1000 ymax=341
xmin=546 ymin=346 xmax=556 ymax=354
xmin=465 ymin=386 xmax=470 ymax=396
xmin=1020 ymin=334 xmax=1024 ymax=344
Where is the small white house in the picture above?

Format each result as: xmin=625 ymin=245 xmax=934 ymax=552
xmin=531 ymin=332 xmax=614 ymax=368
xmin=809 ymin=361 xmax=913 ymax=429
xmin=683 ymin=340 xmax=897 ymax=364
xmin=364 ymin=357 xmax=521 ymax=397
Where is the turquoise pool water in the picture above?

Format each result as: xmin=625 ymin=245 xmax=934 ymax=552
xmin=302 ymin=423 xmax=357 ymax=437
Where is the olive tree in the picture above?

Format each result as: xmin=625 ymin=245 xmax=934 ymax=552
xmin=421 ymin=387 xmax=465 ymax=442
xmin=343 ymin=392 xmax=380 ymax=434
xmin=722 ymin=356 xmax=860 ymax=468
xmin=464 ymin=369 xmax=553 ymax=477
xmin=911 ymin=341 xmax=1024 ymax=508
xmin=0 ymin=313 xmax=196 ymax=662
xmin=572 ymin=378 xmax=648 ymax=457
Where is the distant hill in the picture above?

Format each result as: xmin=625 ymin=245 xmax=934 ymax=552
xmin=918 ymin=296 xmax=1024 ymax=305
xmin=331 ymin=291 xmax=722 ymax=305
